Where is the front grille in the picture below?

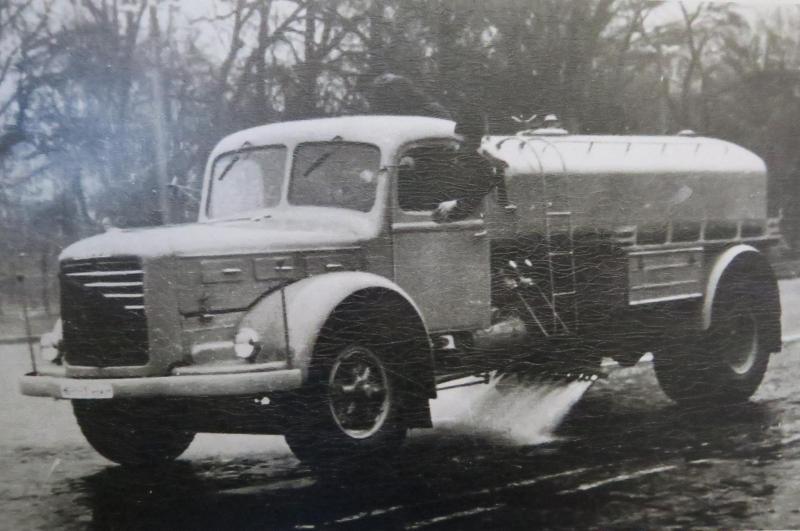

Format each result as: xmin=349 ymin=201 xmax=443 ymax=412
xmin=61 ymin=257 xmax=149 ymax=367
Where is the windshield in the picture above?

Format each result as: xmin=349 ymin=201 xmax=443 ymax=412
xmin=289 ymin=142 xmax=381 ymax=212
xmin=206 ymin=145 xmax=286 ymax=219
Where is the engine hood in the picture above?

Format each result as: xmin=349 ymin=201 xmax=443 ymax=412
xmin=60 ymin=207 xmax=377 ymax=261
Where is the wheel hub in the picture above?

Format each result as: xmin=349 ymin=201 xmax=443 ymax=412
xmin=328 ymin=346 xmax=391 ymax=439
xmin=722 ymin=312 xmax=759 ymax=375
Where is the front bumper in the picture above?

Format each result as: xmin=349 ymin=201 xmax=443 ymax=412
xmin=19 ymin=368 xmax=302 ymax=400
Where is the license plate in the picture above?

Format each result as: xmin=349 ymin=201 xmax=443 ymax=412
xmin=60 ymin=381 xmax=114 ymax=399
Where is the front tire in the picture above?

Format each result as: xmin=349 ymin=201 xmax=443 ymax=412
xmin=73 ymin=400 xmax=195 ymax=466
xmin=284 ymin=343 xmax=407 ymax=470
xmin=654 ymin=278 xmax=771 ymax=405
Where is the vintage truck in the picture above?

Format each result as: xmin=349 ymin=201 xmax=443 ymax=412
xmin=20 ymin=115 xmax=782 ymax=468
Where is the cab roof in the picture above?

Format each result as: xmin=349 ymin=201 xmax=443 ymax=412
xmin=210 ymin=115 xmax=457 ymax=160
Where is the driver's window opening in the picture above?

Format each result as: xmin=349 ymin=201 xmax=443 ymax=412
xmin=398 ymin=145 xmax=470 ymax=213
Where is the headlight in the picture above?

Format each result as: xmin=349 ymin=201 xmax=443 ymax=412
xmin=234 ymin=328 xmax=261 ymax=360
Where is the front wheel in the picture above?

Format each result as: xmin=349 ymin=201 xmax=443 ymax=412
xmin=654 ymin=286 xmax=771 ymax=405
xmin=73 ymin=400 xmax=195 ymax=466
xmin=284 ymin=343 xmax=407 ymax=470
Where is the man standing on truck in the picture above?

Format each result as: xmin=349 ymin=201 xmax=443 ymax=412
xmin=367 ymin=73 xmax=501 ymax=221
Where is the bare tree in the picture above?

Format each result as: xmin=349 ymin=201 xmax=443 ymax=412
xmin=0 ymin=0 xmax=52 ymax=167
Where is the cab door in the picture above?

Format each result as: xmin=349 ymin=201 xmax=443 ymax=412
xmin=391 ymin=142 xmax=491 ymax=333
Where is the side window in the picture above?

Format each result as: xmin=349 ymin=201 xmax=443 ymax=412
xmin=398 ymin=145 xmax=465 ymax=212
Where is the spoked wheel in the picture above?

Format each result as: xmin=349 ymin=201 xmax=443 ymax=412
xmin=654 ymin=280 xmax=771 ymax=406
xmin=284 ymin=343 xmax=406 ymax=471
xmin=73 ymin=400 xmax=195 ymax=466
xmin=328 ymin=346 xmax=392 ymax=439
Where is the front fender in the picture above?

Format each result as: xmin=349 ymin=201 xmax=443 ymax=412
xmin=239 ymin=272 xmax=431 ymax=379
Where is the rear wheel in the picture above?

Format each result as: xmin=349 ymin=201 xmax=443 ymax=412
xmin=654 ymin=278 xmax=771 ymax=405
xmin=73 ymin=400 xmax=195 ymax=466
xmin=284 ymin=343 xmax=407 ymax=470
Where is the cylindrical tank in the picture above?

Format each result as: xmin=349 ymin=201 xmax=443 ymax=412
xmin=482 ymin=132 xmax=768 ymax=241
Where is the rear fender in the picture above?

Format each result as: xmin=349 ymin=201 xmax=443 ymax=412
xmin=239 ymin=272 xmax=434 ymax=386
xmin=702 ymin=244 xmax=781 ymax=352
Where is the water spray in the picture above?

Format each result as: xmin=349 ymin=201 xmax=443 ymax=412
xmin=431 ymin=369 xmax=601 ymax=445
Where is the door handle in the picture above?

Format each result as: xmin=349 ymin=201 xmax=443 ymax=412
xmin=473 ymin=229 xmax=488 ymax=238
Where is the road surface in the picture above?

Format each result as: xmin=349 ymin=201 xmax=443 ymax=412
xmin=2 ymin=280 xmax=800 ymax=529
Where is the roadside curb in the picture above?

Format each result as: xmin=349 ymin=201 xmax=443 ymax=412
xmin=782 ymin=333 xmax=800 ymax=347
xmin=0 ymin=336 xmax=39 ymax=346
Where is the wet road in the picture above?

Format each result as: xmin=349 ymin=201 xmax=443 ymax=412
xmin=3 ymin=280 xmax=800 ymax=529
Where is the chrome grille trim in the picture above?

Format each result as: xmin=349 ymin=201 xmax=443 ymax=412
xmin=66 ymin=270 xmax=142 ymax=277
xmin=61 ymin=256 xmax=149 ymax=367
xmin=84 ymin=281 xmax=144 ymax=288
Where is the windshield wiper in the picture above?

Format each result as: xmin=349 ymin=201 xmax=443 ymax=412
xmin=217 ymin=154 xmax=239 ymax=181
xmin=217 ymin=141 xmax=252 ymax=181
xmin=302 ymin=135 xmax=343 ymax=177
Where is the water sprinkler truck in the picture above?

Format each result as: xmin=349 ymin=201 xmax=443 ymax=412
xmin=20 ymin=115 xmax=782 ymax=468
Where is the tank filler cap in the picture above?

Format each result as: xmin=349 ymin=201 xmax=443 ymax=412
xmin=531 ymin=114 xmax=568 ymax=136
xmin=517 ymin=114 xmax=569 ymax=136
xmin=513 ymin=113 xmax=569 ymax=136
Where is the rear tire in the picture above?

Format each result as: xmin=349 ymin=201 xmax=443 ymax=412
xmin=73 ymin=400 xmax=195 ymax=466
xmin=654 ymin=277 xmax=771 ymax=405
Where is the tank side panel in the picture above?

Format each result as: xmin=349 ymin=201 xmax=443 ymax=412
xmin=565 ymin=170 xmax=766 ymax=232
xmin=484 ymin=135 xmax=768 ymax=238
